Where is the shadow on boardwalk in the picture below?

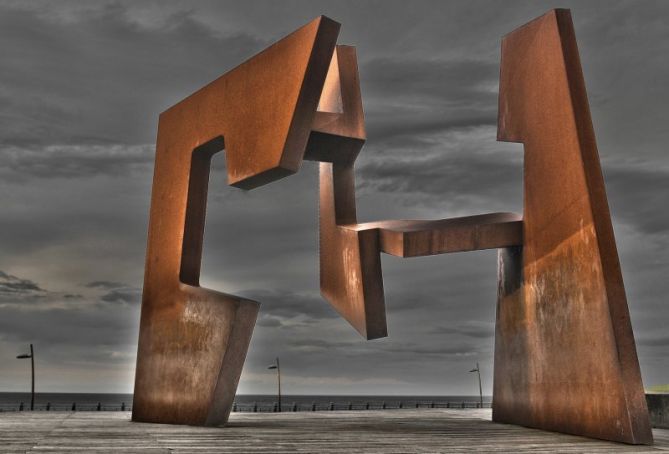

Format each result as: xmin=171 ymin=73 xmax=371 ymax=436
xmin=1 ymin=409 xmax=668 ymax=453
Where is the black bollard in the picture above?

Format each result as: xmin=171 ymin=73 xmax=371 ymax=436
xmin=19 ymin=402 xmax=24 ymax=411
xmin=329 ymin=402 xmax=334 ymax=411
xmin=253 ymin=402 xmax=257 ymax=413
xmin=72 ymin=402 xmax=76 ymax=411
xmin=121 ymin=402 xmax=126 ymax=411
xmin=97 ymin=402 xmax=102 ymax=411
xmin=46 ymin=402 xmax=51 ymax=411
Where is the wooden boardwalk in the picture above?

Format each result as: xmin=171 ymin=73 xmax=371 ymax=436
xmin=1 ymin=409 xmax=668 ymax=453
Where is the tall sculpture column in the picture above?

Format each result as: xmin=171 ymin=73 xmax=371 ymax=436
xmin=493 ymin=9 xmax=652 ymax=444
xmin=133 ymin=16 xmax=340 ymax=426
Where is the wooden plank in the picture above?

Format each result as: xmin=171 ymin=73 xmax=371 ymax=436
xmin=0 ymin=410 xmax=667 ymax=453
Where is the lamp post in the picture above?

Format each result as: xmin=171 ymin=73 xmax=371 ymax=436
xmin=469 ymin=362 xmax=483 ymax=408
xmin=267 ymin=357 xmax=281 ymax=412
xmin=16 ymin=344 xmax=35 ymax=411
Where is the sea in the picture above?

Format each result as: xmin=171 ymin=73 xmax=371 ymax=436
xmin=0 ymin=393 xmax=491 ymax=412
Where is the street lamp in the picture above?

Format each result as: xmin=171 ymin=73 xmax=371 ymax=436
xmin=267 ymin=357 xmax=281 ymax=412
xmin=16 ymin=344 xmax=35 ymax=411
xmin=469 ymin=362 xmax=483 ymax=408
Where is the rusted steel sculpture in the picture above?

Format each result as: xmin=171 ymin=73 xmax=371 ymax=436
xmin=493 ymin=10 xmax=652 ymax=444
xmin=133 ymin=16 xmax=341 ymax=426
xmin=315 ymin=9 xmax=651 ymax=445
xmin=134 ymin=8 xmax=651 ymax=445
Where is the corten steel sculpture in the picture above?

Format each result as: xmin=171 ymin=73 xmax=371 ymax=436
xmin=133 ymin=16 xmax=342 ymax=426
xmin=315 ymin=9 xmax=651 ymax=445
xmin=492 ymin=10 xmax=652 ymax=444
xmin=134 ymin=9 xmax=652 ymax=445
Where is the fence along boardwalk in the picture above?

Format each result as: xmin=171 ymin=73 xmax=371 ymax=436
xmin=0 ymin=409 xmax=668 ymax=453
xmin=0 ymin=399 xmax=491 ymax=412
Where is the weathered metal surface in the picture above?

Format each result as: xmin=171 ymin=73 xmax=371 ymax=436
xmin=493 ymin=9 xmax=652 ymax=445
xmin=133 ymin=16 xmax=341 ymax=426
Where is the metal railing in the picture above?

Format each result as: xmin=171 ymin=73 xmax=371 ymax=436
xmin=231 ymin=400 xmax=492 ymax=412
xmin=0 ymin=402 xmax=130 ymax=412
xmin=0 ymin=400 xmax=491 ymax=412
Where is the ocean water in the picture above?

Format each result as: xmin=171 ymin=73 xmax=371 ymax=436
xmin=0 ymin=393 xmax=491 ymax=412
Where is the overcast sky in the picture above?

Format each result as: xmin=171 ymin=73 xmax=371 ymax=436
xmin=0 ymin=0 xmax=667 ymax=396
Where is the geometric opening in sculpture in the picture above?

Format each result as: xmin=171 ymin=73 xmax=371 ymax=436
xmin=181 ymin=137 xmax=225 ymax=287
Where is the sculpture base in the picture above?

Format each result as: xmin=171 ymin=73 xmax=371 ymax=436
xmin=132 ymin=290 xmax=258 ymax=426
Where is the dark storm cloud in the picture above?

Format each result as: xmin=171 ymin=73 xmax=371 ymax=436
xmin=362 ymin=58 xmax=497 ymax=102
xmin=0 ymin=144 xmax=153 ymax=180
xmin=358 ymin=140 xmax=521 ymax=204
xmin=0 ymin=270 xmax=139 ymax=384
xmin=430 ymin=321 xmax=495 ymax=339
xmin=100 ymin=288 xmax=142 ymax=305
xmin=0 ymin=270 xmax=45 ymax=301
xmin=0 ymin=305 xmax=136 ymax=348
xmin=85 ymin=281 xmax=128 ymax=290
xmin=361 ymin=57 xmax=498 ymax=142
xmin=604 ymin=165 xmax=669 ymax=237
xmin=86 ymin=281 xmax=142 ymax=305
xmin=239 ymin=288 xmax=341 ymax=320
xmin=0 ymin=3 xmax=264 ymax=147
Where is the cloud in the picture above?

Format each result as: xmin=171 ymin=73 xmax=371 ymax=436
xmin=85 ymin=281 xmax=128 ymax=290
xmin=430 ymin=321 xmax=495 ymax=339
xmin=360 ymin=57 xmax=498 ymax=145
xmin=0 ymin=3 xmax=264 ymax=147
xmin=358 ymin=126 xmax=522 ymax=212
xmin=100 ymin=288 xmax=141 ymax=305
xmin=0 ymin=270 xmax=44 ymax=295
xmin=0 ymin=144 xmax=154 ymax=181
xmin=604 ymin=164 xmax=669 ymax=237
xmin=239 ymin=288 xmax=341 ymax=321
xmin=86 ymin=280 xmax=142 ymax=305
xmin=0 ymin=270 xmax=47 ymax=306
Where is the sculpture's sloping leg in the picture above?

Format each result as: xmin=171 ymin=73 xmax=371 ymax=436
xmin=133 ymin=17 xmax=340 ymax=426
xmin=493 ymin=9 xmax=652 ymax=444
xmin=304 ymin=46 xmax=388 ymax=340
xmin=319 ymin=160 xmax=387 ymax=340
